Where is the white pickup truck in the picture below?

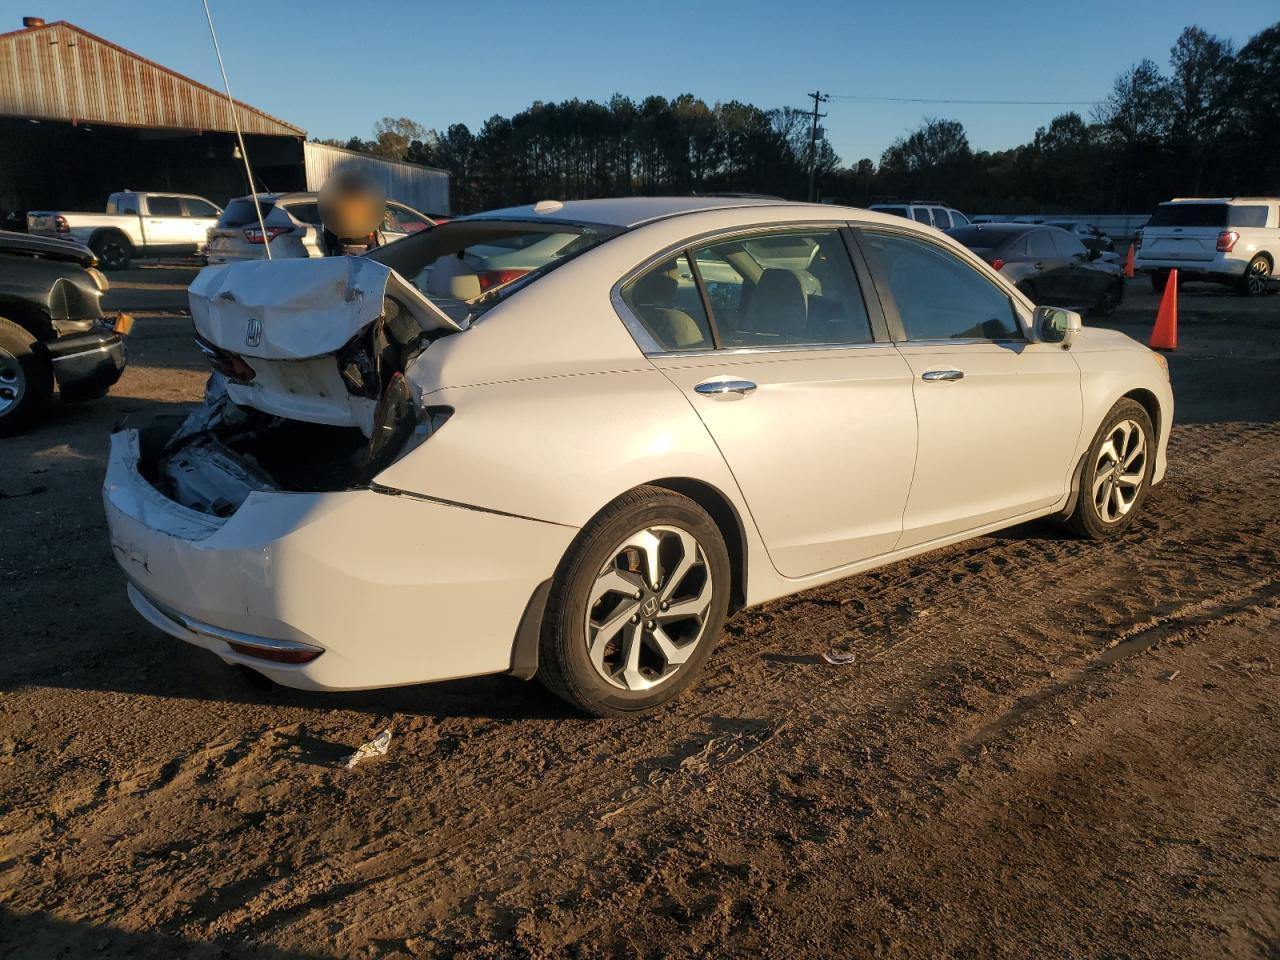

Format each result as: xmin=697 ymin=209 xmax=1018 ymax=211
xmin=27 ymin=191 xmax=222 ymax=270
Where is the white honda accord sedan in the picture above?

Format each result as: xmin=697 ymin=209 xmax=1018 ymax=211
xmin=103 ymin=197 xmax=1173 ymax=716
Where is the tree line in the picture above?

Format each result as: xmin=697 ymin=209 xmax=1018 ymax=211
xmin=319 ymin=21 xmax=1278 ymax=215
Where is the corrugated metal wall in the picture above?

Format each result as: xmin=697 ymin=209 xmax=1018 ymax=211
xmin=304 ymin=142 xmax=450 ymax=216
xmin=0 ymin=21 xmax=303 ymax=137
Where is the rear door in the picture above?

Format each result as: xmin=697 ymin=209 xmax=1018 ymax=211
xmin=856 ymin=227 xmax=1082 ymax=547
xmin=1141 ymin=203 xmax=1226 ymax=263
xmin=1024 ymin=229 xmax=1069 ymax=301
xmin=631 ymin=225 xmax=919 ymax=578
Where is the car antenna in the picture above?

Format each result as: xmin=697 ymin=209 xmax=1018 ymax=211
xmin=201 ymin=0 xmax=272 ymax=260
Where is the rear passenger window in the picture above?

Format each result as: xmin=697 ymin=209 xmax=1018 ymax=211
xmin=1025 ymin=230 xmax=1057 ymax=258
xmin=621 ymin=253 xmax=715 ymax=352
xmin=862 ymin=231 xmax=1020 ymax=341
xmin=912 ymin=208 xmax=933 ymax=225
xmin=1229 ymin=205 xmax=1267 ymax=228
xmin=931 ymin=208 xmax=952 ymax=230
xmin=692 ymin=228 xmax=872 ymax=348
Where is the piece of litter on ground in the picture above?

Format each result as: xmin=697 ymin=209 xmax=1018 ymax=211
xmin=822 ymin=651 xmax=857 ymax=665
xmin=342 ymin=728 xmax=392 ymax=769
xmin=1162 ymin=670 xmax=1180 ymax=682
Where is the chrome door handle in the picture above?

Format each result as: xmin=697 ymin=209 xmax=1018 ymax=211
xmin=921 ymin=369 xmax=964 ymax=382
xmin=694 ymin=378 xmax=757 ymax=398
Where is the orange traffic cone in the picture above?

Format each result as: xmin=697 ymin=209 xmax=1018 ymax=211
xmin=1124 ymin=243 xmax=1136 ymax=279
xmin=1149 ymin=269 xmax=1177 ymax=350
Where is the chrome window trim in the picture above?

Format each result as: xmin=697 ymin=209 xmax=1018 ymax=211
xmin=610 ymin=220 xmax=877 ymax=358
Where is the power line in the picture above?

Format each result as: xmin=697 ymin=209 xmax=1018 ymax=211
xmin=826 ymin=94 xmax=1099 ymax=106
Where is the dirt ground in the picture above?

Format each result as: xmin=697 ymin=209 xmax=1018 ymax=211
xmin=1 ymin=265 xmax=1277 ymax=959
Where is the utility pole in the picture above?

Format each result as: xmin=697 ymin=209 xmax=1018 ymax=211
xmin=806 ymin=90 xmax=829 ymax=202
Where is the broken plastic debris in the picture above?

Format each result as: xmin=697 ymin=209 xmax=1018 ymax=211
xmin=821 ymin=651 xmax=857 ymax=665
xmin=342 ymin=728 xmax=392 ymax=769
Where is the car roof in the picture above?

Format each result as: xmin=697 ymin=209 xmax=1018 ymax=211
xmin=466 ymin=196 xmax=811 ymax=229
xmin=951 ymin=222 xmax=1038 ymax=236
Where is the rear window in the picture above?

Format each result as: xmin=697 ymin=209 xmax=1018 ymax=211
xmin=219 ymin=199 xmax=278 ymax=228
xmin=368 ymin=220 xmax=619 ymax=323
xmin=1148 ymin=203 xmax=1228 ymax=228
xmin=948 ymin=226 xmax=1014 ymax=248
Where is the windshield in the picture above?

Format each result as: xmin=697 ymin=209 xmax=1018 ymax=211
xmin=368 ymin=219 xmax=620 ymax=323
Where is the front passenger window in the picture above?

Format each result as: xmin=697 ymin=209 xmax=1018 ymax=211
xmin=863 ymin=231 xmax=1021 ymax=341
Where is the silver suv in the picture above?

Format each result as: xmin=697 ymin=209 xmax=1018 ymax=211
xmin=205 ymin=193 xmax=435 ymax=264
xmin=869 ymin=201 xmax=971 ymax=231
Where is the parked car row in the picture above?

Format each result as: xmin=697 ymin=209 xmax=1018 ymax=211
xmin=26 ymin=189 xmax=442 ymax=270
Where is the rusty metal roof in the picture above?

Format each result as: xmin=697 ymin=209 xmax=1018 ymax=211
xmin=0 ymin=20 xmax=304 ymax=137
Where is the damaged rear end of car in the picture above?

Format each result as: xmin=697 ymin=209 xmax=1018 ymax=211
xmin=104 ymin=218 xmax=613 ymax=690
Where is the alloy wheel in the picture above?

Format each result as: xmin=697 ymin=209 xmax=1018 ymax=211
xmin=584 ymin=524 xmax=714 ymax=691
xmin=0 ymin=346 xmax=26 ymax=415
xmin=1246 ymin=257 xmax=1271 ymax=295
xmin=1092 ymin=418 xmax=1147 ymax=523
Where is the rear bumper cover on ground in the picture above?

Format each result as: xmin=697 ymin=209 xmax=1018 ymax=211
xmin=103 ymin=429 xmax=578 ymax=691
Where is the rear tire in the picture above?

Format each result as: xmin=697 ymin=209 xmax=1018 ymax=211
xmin=537 ymin=486 xmax=730 ymax=717
xmin=0 ymin=317 xmax=54 ymax=436
xmin=90 ymin=231 xmax=133 ymax=270
xmin=1065 ymin=399 xmax=1155 ymax=540
xmin=1235 ymin=254 xmax=1272 ymax=297
xmin=1149 ymin=271 xmax=1168 ymax=293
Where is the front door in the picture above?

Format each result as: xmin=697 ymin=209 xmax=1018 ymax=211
xmin=856 ymin=228 xmax=1083 ymax=548
xmin=623 ymin=226 xmax=918 ymax=578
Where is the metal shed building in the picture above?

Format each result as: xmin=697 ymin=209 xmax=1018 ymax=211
xmin=305 ymin=143 xmax=449 ymax=217
xmin=0 ymin=17 xmax=449 ymax=225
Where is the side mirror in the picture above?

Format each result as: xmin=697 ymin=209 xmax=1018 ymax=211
xmin=1036 ymin=305 xmax=1082 ymax=347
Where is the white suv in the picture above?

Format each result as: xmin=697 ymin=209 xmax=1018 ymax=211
xmin=868 ymin=201 xmax=971 ymax=231
xmin=1135 ymin=197 xmax=1278 ymax=296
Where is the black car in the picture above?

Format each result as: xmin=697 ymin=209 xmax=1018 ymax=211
xmin=0 ymin=231 xmax=127 ymax=435
xmin=947 ymin=223 xmax=1124 ymax=316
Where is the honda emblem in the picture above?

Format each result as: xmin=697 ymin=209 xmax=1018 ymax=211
xmin=245 ymin=317 xmax=263 ymax=348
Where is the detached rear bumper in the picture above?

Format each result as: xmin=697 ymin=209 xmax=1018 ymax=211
xmin=1133 ymin=256 xmax=1245 ymax=279
xmin=103 ymin=428 xmax=577 ymax=691
xmin=48 ymin=329 xmax=125 ymax=395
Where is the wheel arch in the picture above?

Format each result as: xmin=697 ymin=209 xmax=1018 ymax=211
xmin=647 ymin=476 xmax=748 ymax=614
xmin=507 ymin=476 xmax=749 ymax=681
xmin=1122 ymin=387 xmax=1162 ymax=445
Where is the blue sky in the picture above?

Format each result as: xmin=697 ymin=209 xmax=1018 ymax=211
xmin=27 ymin=1 xmax=1274 ymax=164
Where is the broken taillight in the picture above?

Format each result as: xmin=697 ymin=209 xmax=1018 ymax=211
xmin=1216 ymin=230 xmax=1239 ymax=253
xmin=195 ymin=335 xmax=256 ymax=383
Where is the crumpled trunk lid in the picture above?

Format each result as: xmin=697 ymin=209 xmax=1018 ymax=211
xmin=188 ymin=256 xmax=461 ymax=433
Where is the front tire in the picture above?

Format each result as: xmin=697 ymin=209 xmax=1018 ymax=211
xmin=538 ymin=486 xmax=731 ymax=717
xmin=1065 ymin=399 xmax=1155 ymax=540
xmin=0 ymin=317 xmax=54 ymax=436
xmin=1236 ymin=254 xmax=1272 ymax=297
